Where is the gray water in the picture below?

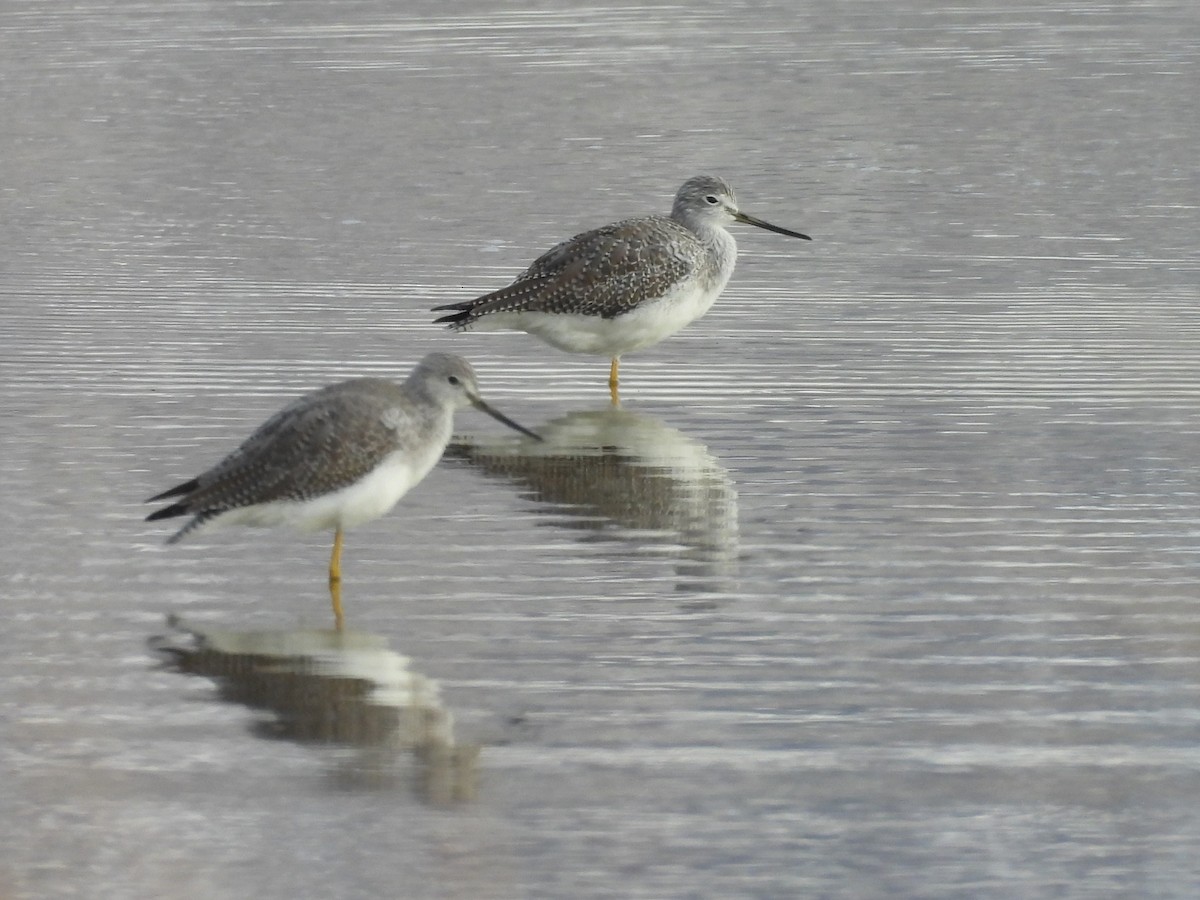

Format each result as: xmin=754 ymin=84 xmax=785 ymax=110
xmin=2 ymin=1 xmax=1199 ymax=897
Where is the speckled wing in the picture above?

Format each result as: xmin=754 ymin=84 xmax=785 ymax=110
xmin=162 ymin=380 xmax=408 ymax=516
xmin=434 ymin=215 xmax=704 ymax=324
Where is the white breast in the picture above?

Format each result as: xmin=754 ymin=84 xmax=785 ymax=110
xmin=480 ymin=269 xmax=733 ymax=357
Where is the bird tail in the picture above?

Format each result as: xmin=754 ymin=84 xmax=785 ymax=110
xmin=145 ymin=478 xmax=218 ymax=543
xmin=145 ymin=501 xmax=189 ymax=523
xmin=163 ymin=512 xmax=221 ymax=544
xmin=145 ymin=504 xmax=220 ymax=544
xmin=146 ymin=478 xmax=200 ymax=504
xmin=431 ymin=301 xmax=478 ymax=329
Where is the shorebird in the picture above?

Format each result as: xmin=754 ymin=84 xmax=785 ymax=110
xmin=146 ymin=353 xmax=539 ymax=628
xmin=433 ymin=175 xmax=810 ymax=402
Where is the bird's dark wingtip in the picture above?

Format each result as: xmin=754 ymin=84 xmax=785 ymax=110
xmin=432 ymin=308 xmax=472 ymax=327
xmin=145 ymin=502 xmax=190 ymax=523
xmin=146 ymin=478 xmax=199 ymax=505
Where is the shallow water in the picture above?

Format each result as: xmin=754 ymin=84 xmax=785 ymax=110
xmin=2 ymin=1 xmax=1199 ymax=898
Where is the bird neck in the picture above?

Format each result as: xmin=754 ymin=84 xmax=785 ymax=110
xmin=670 ymin=209 xmax=738 ymax=282
xmin=702 ymin=225 xmax=738 ymax=282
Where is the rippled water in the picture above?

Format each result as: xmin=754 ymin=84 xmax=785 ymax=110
xmin=2 ymin=1 xmax=1198 ymax=898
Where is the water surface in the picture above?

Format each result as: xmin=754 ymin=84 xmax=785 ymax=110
xmin=1 ymin=1 xmax=1198 ymax=898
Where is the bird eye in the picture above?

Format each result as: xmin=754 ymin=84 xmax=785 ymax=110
xmin=447 ymin=375 xmax=461 ymax=386
xmin=705 ymin=195 xmax=720 ymax=205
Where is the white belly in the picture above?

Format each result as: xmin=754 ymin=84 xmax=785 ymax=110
xmin=475 ymin=277 xmax=729 ymax=358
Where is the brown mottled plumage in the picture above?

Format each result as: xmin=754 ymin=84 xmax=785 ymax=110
xmin=433 ymin=175 xmax=809 ymax=400
xmin=145 ymin=353 xmax=540 ymax=627
xmin=438 ymin=216 xmax=701 ymax=321
xmin=146 ymin=378 xmax=424 ymax=542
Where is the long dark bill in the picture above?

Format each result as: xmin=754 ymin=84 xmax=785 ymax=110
xmin=734 ymin=211 xmax=811 ymax=241
xmin=472 ymin=397 xmax=543 ymax=441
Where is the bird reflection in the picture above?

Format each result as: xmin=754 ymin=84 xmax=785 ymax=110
xmin=446 ymin=406 xmax=739 ymax=594
xmin=150 ymin=615 xmax=476 ymax=803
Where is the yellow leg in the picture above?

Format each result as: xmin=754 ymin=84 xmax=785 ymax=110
xmin=608 ymin=357 xmax=620 ymax=405
xmin=329 ymin=527 xmax=345 ymax=631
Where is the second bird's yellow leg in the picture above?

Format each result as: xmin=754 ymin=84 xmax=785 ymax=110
xmin=608 ymin=357 xmax=620 ymax=405
xmin=329 ymin=527 xmax=345 ymax=631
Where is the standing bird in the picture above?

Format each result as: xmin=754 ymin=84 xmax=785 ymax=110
xmin=145 ymin=353 xmax=540 ymax=629
xmin=433 ymin=175 xmax=810 ymax=403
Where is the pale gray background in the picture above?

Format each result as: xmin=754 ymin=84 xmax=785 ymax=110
xmin=1 ymin=1 xmax=1198 ymax=898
